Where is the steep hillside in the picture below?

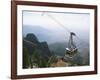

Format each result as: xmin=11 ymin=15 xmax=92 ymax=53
xmin=23 ymin=33 xmax=52 ymax=68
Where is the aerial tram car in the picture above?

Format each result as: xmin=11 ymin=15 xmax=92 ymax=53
xmin=65 ymin=32 xmax=78 ymax=58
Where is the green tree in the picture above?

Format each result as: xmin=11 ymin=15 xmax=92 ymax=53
xmin=32 ymin=49 xmax=48 ymax=68
xmin=23 ymin=47 xmax=30 ymax=68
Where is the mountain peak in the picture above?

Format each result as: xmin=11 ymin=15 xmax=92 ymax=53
xmin=25 ymin=33 xmax=39 ymax=44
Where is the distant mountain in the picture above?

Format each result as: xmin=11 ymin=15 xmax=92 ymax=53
xmin=49 ymin=41 xmax=89 ymax=54
xmin=23 ymin=25 xmax=52 ymax=43
xmin=23 ymin=25 xmax=89 ymax=45
xmin=23 ymin=25 xmax=68 ymax=44
xmin=48 ymin=41 xmax=89 ymax=65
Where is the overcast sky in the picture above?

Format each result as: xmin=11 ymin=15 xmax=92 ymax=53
xmin=23 ymin=11 xmax=90 ymax=44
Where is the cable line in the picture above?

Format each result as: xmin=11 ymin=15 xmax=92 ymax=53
xmin=41 ymin=12 xmax=89 ymax=46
